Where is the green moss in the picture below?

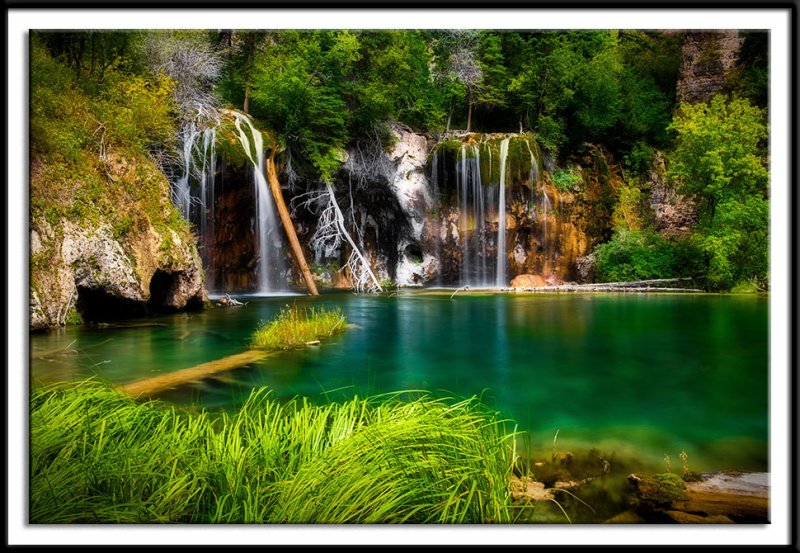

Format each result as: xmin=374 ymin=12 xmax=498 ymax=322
xmin=30 ymin=248 xmax=54 ymax=272
xmin=112 ymin=215 xmax=134 ymax=240
xmin=436 ymin=134 xmax=544 ymax=191
xmin=215 ymin=117 xmax=278 ymax=169
xmin=478 ymin=140 xmax=500 ymax=184
xmin=432 ymin=139 xmax=466 ymax=160
xmin=64 ymin=307 xmax=84 ymax=326
xmin=682 ymin=471 xmax=703 ymax=483
xmin=44 ymin=206 xmax=62 ymax=227
xmin=631 ymin=472 xmax=686 ymax=506
xmin=552 ymin=168 xmax=583 ymax=192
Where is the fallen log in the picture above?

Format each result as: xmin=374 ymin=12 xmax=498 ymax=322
xmin=217 ymin=293 xmax=246 ymax=307
xmin=118 ymin=350 xmax=271 ymax=397
xmin=511 ymin=285 xmax=703 ymax=294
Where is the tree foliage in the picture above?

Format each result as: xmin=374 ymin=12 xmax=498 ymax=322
xmin=594 ymin=230 xmax=702 ymax=283
xmin=667 ymin=94 xmax=769 ymax=290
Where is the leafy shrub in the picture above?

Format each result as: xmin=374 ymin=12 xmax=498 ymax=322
xmin=551 ymin=168 xmax=582 ymax=192
xmin=594 ymin=229 xmax=701 ymax=282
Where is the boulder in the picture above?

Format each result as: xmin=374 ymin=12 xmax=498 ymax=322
xmin=510 ymin=274 xmax=548 ymax=288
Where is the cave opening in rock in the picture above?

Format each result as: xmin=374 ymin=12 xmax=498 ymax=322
xmin=404 ymin=243 xmax=424 ymax=264
xmin=147 ymin=270 xmax=178 ymax=313
xmin=75 ymin=286 xmax=147 ymax=323
xmin=147 ymin=270 xmax=205 ymax=313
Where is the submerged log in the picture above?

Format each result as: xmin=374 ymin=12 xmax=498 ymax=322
xmin=118 ymin=350 xmax=270 ymax=397
xmin=627 ymin=471 xmax=769 ymax=523
xmin=510 ymin=282 xmax=703 ymax=294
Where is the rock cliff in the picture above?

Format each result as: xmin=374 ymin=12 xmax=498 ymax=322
xmin=30 ymin=157 xmax=207 ymax=330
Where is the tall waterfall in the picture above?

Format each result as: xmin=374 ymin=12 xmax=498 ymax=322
xmin=171 ymin=111 xmax=285 ymax=293
xmin=496 ymin=138 xmax=509 ymax=288
xmin=456 ymin=144 xmax=490 ymax=287
xmin=229 ymin=112 xmax=285 ymax=292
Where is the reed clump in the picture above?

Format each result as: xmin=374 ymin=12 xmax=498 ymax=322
xmin=250 ymin=304 xmax=346 ymax=351
xmin=30 ymin=379 xmax=517 ymax=523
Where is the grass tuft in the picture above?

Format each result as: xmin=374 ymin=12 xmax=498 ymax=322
xmin=30 ymin=379 xmax=519 ymax=524
xmin=250 ymin=304 xmax=347 ymax=351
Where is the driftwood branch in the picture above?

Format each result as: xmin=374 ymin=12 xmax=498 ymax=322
xmin=510 ymin=278 xmax=702 ymax=294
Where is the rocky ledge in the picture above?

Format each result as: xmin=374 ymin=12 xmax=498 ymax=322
xmin=30 ymin=218 xmax=207 ymax=330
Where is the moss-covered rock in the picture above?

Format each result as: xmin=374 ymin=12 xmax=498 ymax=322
xmin=627 ymin=472 xmax=687 ymax=507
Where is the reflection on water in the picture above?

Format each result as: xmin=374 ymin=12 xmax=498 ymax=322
xmin=30 ymin=293 xmax=769 ymax=471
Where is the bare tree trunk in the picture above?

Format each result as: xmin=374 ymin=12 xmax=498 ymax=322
xmin=446 ymin=98 xmax=453 ymax=132
xmin=325 ymin=183 xmax=383 ymax=293
xmin=466 ymin=96 xmax=473 ymax=132
xmin=265 ymin=153 xmax=319 ymax=296
xmin=243 ymin=33 xmax=254 ymax=114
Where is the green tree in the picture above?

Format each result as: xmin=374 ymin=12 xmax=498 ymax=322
xmin=475 ymin=32 xmax=508 ymax=115
xmin=248 ymin=31 xmax=352 ymax=182
xmin=667 ymin=95 xmax=769 ymax=290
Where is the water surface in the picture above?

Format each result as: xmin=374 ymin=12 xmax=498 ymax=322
xmin=30 ymin=292 xmax=769 ymax=472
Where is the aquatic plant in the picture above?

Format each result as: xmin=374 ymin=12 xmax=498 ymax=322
xmin=250 ymin=304 xmax=347 ymax=351
xmin=30 ymin=379 xmax=517 ymax=523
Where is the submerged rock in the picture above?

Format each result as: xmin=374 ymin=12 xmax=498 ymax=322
xmin=510 ymin=475 xmax=554 ymax=502
xmin=627 ymin=472 xmax=687 ymax=507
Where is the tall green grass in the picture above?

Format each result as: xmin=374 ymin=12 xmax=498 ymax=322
xmin=250 ymin=304 xmax=347 ymax=351
xmin=30 ymin=379 xmax=518 ymax=523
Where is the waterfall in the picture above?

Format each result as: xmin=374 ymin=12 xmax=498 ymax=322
xmin=456 ymin=144 xmax=490 ymax=287
xmin=169 ymin=110 xmax=286 ymax=293
xmin=474 ymin=144 xmax=487 ymax=284
xmin=198 ymin=127 xmax=216 ymax=245
xmin=230 ymin=111 xmax=285 ymax=293
xmin=430 ymin=151 xmax=443 ymax=287
xmin=496 ymin=138 xmax=509 ymax=288
xmin=444 ymin=136 xmax=518 ymax=288
xmin=541 ymin=186 xmax=550 ymax=260
xmin=176 ymin=123 xmax=200 ymax=219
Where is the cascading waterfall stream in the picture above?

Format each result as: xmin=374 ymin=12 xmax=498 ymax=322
xmin=198 ymin=127 xmax=217 ymax=246
xmin=176 ymin=123 xmax=199 ymax=219
xmin=170 ymin=110 xmax=286 ymax=293
xmin=440 ymin=134 xmax=548 ymax=289
xmin=496 ymin=138 xmax=509 ymax=288
xmin=456 ymin=144 xmax=490 ymax=287
xmin=230 ymin=112 xmax=285 ymax=293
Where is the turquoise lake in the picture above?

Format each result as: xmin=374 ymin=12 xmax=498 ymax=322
xmin=29 ymin=292 xmax=769 ymax=472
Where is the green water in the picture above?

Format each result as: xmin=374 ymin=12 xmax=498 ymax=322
xmin=30 ymin=292 xmax=768 ymax=472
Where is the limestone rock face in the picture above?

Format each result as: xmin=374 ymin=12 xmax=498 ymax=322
xmin=648 ymin=151 xmax=697 ymax=238
xmin=30 ymin=218 xmax=207 ymax=329
xmin=677 ymin=30 xmax=743 ymax=104
xmin=62 ymin=221 xmax=146 ymax=302
xmin=575 ymin=253 xmax=596 ymax=284
xmin=386 ymin=125 xmax=438 ymax=287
